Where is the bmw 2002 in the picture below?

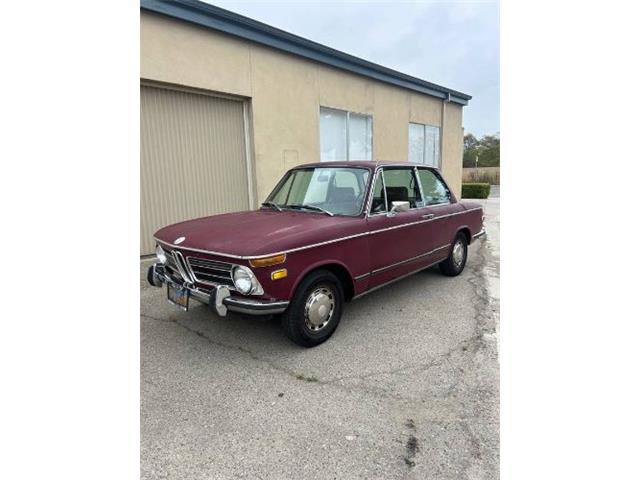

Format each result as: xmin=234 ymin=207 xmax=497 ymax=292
xmin=148 ymin=161 xmax=485 ymax=347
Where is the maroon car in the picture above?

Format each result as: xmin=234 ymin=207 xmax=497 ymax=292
xmin=148 ymin=161 xmax=485 ymax=347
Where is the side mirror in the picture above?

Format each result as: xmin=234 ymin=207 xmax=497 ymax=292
xmin=388 ymin=201 xmax=410 ymax=217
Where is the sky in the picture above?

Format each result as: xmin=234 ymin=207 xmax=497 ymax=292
xmin=206 ymin=0 xmax=499 ymax=137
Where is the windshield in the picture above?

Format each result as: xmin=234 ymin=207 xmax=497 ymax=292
xmin=266 ymin=167 xmax=371 ymax=216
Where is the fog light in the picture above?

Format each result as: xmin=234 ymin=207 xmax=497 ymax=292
xmin=271 ymin=269 xmax=287 ymax=280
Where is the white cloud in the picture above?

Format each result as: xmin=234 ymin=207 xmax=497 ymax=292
xmin=205 ymin=0 xmax=499 ymax=136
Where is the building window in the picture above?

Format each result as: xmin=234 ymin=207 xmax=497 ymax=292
xmin=408 ymin=122 xmax=440 ymax=167
xmin=320 ymin=107 xmax=372 ymax=161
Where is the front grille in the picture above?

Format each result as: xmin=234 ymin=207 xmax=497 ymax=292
xmin=160 ymin=245 xmax=236 ymax=287
xmin=161 ymin=248 xmax=181 ymax=277
xmin=187 ymin=256 xmax=235 ymax=287
xmin=165 ymin=250 xmax=179 ymax=271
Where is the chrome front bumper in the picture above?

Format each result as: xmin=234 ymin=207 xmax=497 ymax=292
xmin=147 ymin=263 xmax=289 ymax=316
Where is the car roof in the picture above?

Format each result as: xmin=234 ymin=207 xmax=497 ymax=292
xmin=292 ymin=160 xmax=440 ymax=171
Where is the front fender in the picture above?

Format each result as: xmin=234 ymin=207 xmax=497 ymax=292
xmin=289 ymin=258 xmax=356 ymax=299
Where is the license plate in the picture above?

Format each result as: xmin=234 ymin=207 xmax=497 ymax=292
xmin=167 ymin=283 xmax=189 ymax=311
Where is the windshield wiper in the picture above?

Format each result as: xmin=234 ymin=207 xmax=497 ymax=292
xmin=286 ymin=204 xmax=334 ymax=216
xmin=261 ymin=201 xmax=282 ymax=211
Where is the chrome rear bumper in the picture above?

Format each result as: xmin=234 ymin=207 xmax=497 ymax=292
xmin=148 ymin=263 xmax=289 ymax=316
xmin=472 ymin=228 xmax=487 ymax=241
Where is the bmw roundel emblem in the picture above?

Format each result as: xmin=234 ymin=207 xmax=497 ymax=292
xmin=174 ymin=236 xmax=186 ymax=245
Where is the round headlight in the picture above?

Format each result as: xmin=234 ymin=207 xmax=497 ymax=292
xmin=232 ymin=266 xmax=264 ymax=295
xmin=155 ymin=244 xmax=167 ymax=264
xmin=232 ymin=266 xmax=254 ymax=294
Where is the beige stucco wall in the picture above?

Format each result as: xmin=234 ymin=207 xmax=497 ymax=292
xmin=141 ymin=12 xmax=465 ymax=201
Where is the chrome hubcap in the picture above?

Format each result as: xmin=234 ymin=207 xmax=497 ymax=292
xmin=452 ymin=240 xmax=465 ymax=266
xmin=304 ymin=286 xmax=335 ymax=332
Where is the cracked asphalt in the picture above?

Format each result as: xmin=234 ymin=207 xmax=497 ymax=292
xmin=140 ymin=187 xmax=500 ymax=479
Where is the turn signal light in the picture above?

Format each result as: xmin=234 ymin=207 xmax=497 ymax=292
xmin=249 ymin=254 xmax=286 ymax=268
xmin=271 ymin=269 xmax=288 ymax=280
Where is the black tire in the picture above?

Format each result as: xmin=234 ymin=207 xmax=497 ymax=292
xmin=280 ymin=269 xmax=344 ymax=347
xmin=439 ymin=232 xmax=468 ymax=277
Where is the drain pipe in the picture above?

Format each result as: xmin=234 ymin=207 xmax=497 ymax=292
xmin=440 ymin=92 xmax=451 ymax=169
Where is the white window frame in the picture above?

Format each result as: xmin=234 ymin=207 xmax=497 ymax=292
xmin=319 ymin=106 xmax=373 ymax=161
xmin=408 ymin=122 xmax=441 ymax=168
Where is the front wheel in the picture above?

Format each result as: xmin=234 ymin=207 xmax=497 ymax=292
xmin=439 ymin=232 xmax=468 ymax=276
xmin=280 ymin=270 xmax=344 ymax=347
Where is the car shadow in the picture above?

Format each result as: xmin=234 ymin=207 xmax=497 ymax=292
xmin=141 ymin=240 xmax=483 ymax=368
xmin=151 ymin=264 xmax=457 ymax=352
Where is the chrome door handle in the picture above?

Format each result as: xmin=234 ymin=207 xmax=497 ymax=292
xmin=422 ymin=213 xmax=435 ymax=219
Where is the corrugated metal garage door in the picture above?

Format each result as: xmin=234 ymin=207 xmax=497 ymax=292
xmin=140 ymin=84 xmax=251 ymax=254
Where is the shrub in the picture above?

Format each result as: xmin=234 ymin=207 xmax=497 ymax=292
xmin=464 ymin=169 xmax=500 ymax=185
xmin=462 ymin=183 xmax=491 ymax=199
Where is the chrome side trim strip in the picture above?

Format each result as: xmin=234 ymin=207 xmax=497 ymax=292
xmin=268 ymin=231 xmax=371 ymax=255
xmin=154 ymin=234 xmax=370 ymax=260
xmin=371 ymin=243 xmax=450 ymax=275
xmin=352 ymin=256 xmax=447 ymax=300
xmin=436 ymin=207 xmax=483 ymax=218
xmin=367 ymin=208 xmax=482 ymax=237
xmin=354 ymin=273 xmax=370 ymax=281
xmin=368 ymin=218 xmax=432 ymax=236
xmin=153 ymin=208 xmax=482 ymax=260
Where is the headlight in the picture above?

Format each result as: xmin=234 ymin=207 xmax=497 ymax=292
xmin=155 ymin=244 xmax=167 ymax=264
xmin=232 ymin=266 xmax=263 ymax=295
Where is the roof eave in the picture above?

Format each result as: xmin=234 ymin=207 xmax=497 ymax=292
xmin=141 ymin=0 xmax=472 ymax=106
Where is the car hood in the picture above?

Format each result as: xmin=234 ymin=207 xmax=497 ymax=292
xmin=154 ymin=209 xmax=366 ymax=257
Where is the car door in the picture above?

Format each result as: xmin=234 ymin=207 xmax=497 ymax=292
xmin=366 ymin=166 xmax=431 ymax=287
xmin=414 ymin=167 xmax=460 ymax=258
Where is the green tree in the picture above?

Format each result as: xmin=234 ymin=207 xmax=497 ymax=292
xmin=463 ymin=133 xmax=479 ymax=167
xmin=464 ymin=133 xmax=479 ymax=151
xmin=463 ymin=133 xmax=500 ymax=168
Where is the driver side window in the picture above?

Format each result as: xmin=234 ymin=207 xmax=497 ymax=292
xmin=381 ymin=168 xmax=423 ymax=209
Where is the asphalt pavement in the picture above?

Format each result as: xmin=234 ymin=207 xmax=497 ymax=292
xmin=140 ymin=190 xmax=500 ymax=479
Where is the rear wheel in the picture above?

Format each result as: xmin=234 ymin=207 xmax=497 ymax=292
xmin=439 ymin=232 xmax=468 ymax=276
xmin=281 ymin=270 xmax=344 ymax=347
